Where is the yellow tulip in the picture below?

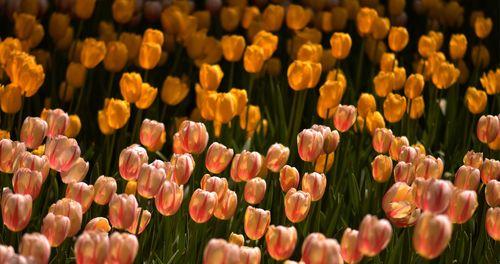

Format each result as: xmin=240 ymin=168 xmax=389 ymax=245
xmin=221 ymin=35 xmax=246 ymax=62
xmin=388 ymin=0 xmax=405 ymax=16
xmin=199 ymin=64 xmax=224 ymax=91
xmin=252 ymin=31 xmax=278 ymax=60
xmin=193 ymin=11 xmax=211 ymax=30
xmin=471 ymin=45 xmax=489 ymax=69
xmin=125 ymin=180 xmax=137 ymax=195
xmin=262 ymin=4 xmax=285 ymax=32
xmin=465 ymin=87 xmax=487 ymax=114
xmin=239 ymin=105 xmax=261 ymax=136
xmin=356 ymin=7 xmax=378 ymax=36
xmin=372 ymin=17 xmax=390 ymax=40
xmin=383 ymin=93 xmax=407 ymax=123
xmin=49 ymin=13 xmax=70 ymax=40
xmin=65 ymin=115 xmax=82 ymax=138
xmin=474 ymin=16 xmax=492 ymax=39
xmin=193 ymin=36 xmax=223 ymax=67
xmin=18 ymin=61 xmax=44 ymax=97
xmin=98 ymin=21 xmax=117 ymax=43
xmin=410 ymin=96 xmax=425 ymax=119
xmin=366 ymin=111 xmax=385 ymax=135
xmin=74 ymin=0 xmax=97 ymax=20
xmin=112 ymin=0 xmax=135 ymax=24
xmin=104 ymin=98 xmax=131 ymax=129
xmin=80 ymin=38 xmax=107 ymax=69
xmin=373 ymin=71 xmax=395 ymax=97
xmin=432 ymin=62 xmax=460 ymax=89
xmin=136 ymin=83 xmax=158 ymax=109
xmin=143 ymin=29 xmax=164 ymax=47
xmin=286 ymin=4 xmax=312 ymax=31
xmin=138 ymin=42 xmax=161 ymax=70
xmin=210 ymin=92 xmax=238 ymax=124
xmin=428 ymin=31 xmax=444 ymax=50
xmin=229 ymin=88 xmax=248 ymax=115
xmin=98 ymin=110 xmax=116 ymax=135
xmin=418 ymin=35 xmax=436 ymax=58
xmin=393 ymin=66 xmax=407 ymax=90
xmin=244 ymin=45 xmax=265 ymax=73
xmin=287 ymin=60 xmax=322 ymax=91
xmin=0 ymin=38 xmax=22 ymax=65
xmin=119 ymin=72 xmax=142 ymax=103
xmin=404 ymin=74 xmax=425 ymax=99
xmin=13 ymin=13 xmax=36 ymax=40
xmin=480 ymin=69 xmax=500 ymax=95
xmin=1 ymin=84 xmax=22 ymax=114
xmin=119 ymin=32 xmax=142 ymax=62
xmin=66 ymin=62 xmax=87 ymax=88
xmin=56 ymin=27 xmax=74 ymax=51
xmin=388 ymin=27 xmax=408 ymax=52
xmin=330 ymin=33 xmax=352 ymax=60
xmin=161 ymin=76 xmax=189 ymax=106
xmin=297 ymin=43 xmax=323 ymax=63
xmin=330 ymin=7 xmax=349 ymax=32
xmin=241 ymin=6 xmax=260 ymax=29
xmin=449 ymin=34 xmax=467 ymax=60
xmin=220 ymin=7 xmax=241 ymax=32
xmin=104 ymin=41 xmax=128 ymax=72
xmin=380 ymin=52 xmax=396 ymax=72
xmin=357 ymin=93 xmax=376 ymax=118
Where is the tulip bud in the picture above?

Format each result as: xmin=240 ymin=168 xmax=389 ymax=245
xmin=12 ymin=168 xmax=42 ymax=199
xmin=373 ymin=71 xmax=395 ymax=97
xmin=161 ymin=76 xmax=189 ymax=106
xmin=205 ymin=142 xmax=234 ymax=174
xmin=284 ymin=188 xmax=311 ymax=223
xmin=389 ymin=136 xmax=409 ymax=161
xmin=357 ymin=93 xmax=376 ymax=118
xmin=449 ymin=34 xmax=467 ymax=60
xmin=244 ymin=45 xmax=265 ymax=73
xmin=301 ymin=233 xmax=343 ymax=264
xmin=413 ymin=212 xmax=452 ymax=259
xmin=41 ymin=213 xmax=70 ymax=247
xmin=477 ymin=115 xmax=499 ymax=143
xmin=244 ymin=206 xmax=270 ymax=240
xmin=341 ymin=228 xmax=363 ymax=263
xmin=199 ymin=64 xmax=224 ymax=91
xmin=382 ymin=182 xmax=420 ymax=227
xmin=98 ymin=110 xmax=115 ymax=135
xmin=60 ymin=157 xmax=89 ymax=184
xmin=228 ymin=233 xmax=244 ymax=246
xmin=413 ymin=178 xmax=453 ymax=214
xmin=404 ymin=73 xmax=424 ymax=99
xmin=486 ymin=207 xmax=500 ymax=241
xmin=388 ymin=27 xmax=409 ymax=52
xmin=137 ymin=163 xmax=166 ymax=199
xmin=203 ymin=239 xmax=241 ymax=264
xmin=106 ymin=232 xmax=139 ymax=264
xmin=74 ymin=231 xmax=109 ymax=264
xmin=265 ymin=225 xmax=297 ymax=260
xmin=297 ymin=43 xmax=323 ymax=63
xmin=372 ymin=128 xmax=393 ymax=154
xmin=239 ymin=246 xmax=261 ymax=264
xmin=85 ymin=217 xmax=111 ymax=233
xmin=118 ymin=144 xmax=148 ymax=181
xmin=278 ymin=165 xmax=299 ymax=192
xmin=80 ymin=38 xmax=106 ymax=69
xmin=372 ymin=155 xmax=393 ymax=182
xmin=265 ymin=143 xmax=290 ymax=172
xmin=301 ymin=172 xmax=327 ymax=201
xmin=200 ymin=174 xmax=228 ymax=201
xmin=0 ymin=139 xmax=25 ymax=173
xmin=108 ymin=194 xmax=138 ymax=230
xmin=155 ymin=180 xmax=183 ymax=216
xmin=474 ymin=16 xmax=492 ymax=39
xmin=286 ymin=4 xmax=311 ymax=31
xmin=261 ymin=4 xmax=284 ymax=32
xmin=221 ymin=35 xmax=245 ymax=62
xmin=465 ymin=87 xmax=487 ymax=114
xmin=432 ymin=62 xmax=460 ymax=90
xmin=177 ymin=120 xmax=209 ymax=154
xmin=44 ymin=135 xmax=81 ymax=173
xmin=103 ymin=41 xmax=128 ymax=73
xmin=480 ymin=158 xmax=499 ymax=183
xmin=230 ymin=150 xmax=262 ymax=182
xmin=139 ymin=119 xmax=165 ymax=152
xmin=104 ymin=98 xmax=131 ymax=129
xmin=297 ymin=129 xmax=324 ymax=162
xmin=244 ymin=177 xmax=266 ymax=205
xmin=485 ymin=180 xmax=500 ymax=207
xmin=119 ymin=72 xmax=142 ymax=103
xmin=189 ymin=189 xmax=218 ymax=223
xmin=454 ymin=165 xmax=480 ymax=191
xmin=93 ymin=176 xmax=117 ymax=205
xmin=20 ymin=117 xmax=47 ymax=149
xmin=287 ymin=60 xmax=322 ymax=91
xmin=330 ymin=32 xmax=352 ymax=60
xmin=214 ymin=189 xmax=237 ymax=220
xmin=383 ymin=93 xmax=407 ymax=123
xmin=447 ymin=188 xmax=478 ymax=224
xmin=49 ymin=198 xmax=82 ymax=236
xmin=135 ymin=82 xmax=158 ymax=110
xmin=170 ymin=153 xmax=195 ymax=185
xmin=333 ymin=104 xmax=357 ymax=132
xmin=139 ymin=42 xmax=161 ymax=70
xmin=42 ymin=108 xmax=69 ymax=138
xmin=19 ymin=233 xmax=50 ymax=264
xmin=358 ymin=215 xmax=392 ymax=256
xmin=1 ymin=188 xmax=32 ymax=232
xmin=252 ymin=31 xmax=278 ymax=60
xmin=463 ymin=150 xmax=483 ymax=169
xmin=356 ymin=7 xmax=378 ymax=35
xmin=418 ymin=35 xmax=436 ymax=58
xmin=398 ymin=146 xmax=420 ymax=163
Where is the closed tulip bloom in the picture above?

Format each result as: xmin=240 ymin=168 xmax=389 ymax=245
xmin=214 ymin=189 xmax=237 ymax=220
xmin=373 ymin=71 xmax=395 ymax=97
xmin=221 ymin=35 xmax=245 ymax=62
xmin=104 ymin=41 xmax=128 ymax=72
xmin=119 ymin=144 xmax=148 ymax=181
xmin=486 ymin=207 xmax=500 ymax=241
xmin=12 ymin=168 xmax=42 ymax=199
xmin=97 ymin=110 xmax=115 ymax=135
xmin=480 ymin=69 xmax=500 ymax=95
xmin=330 ymin=33 xmax=352 ymax=60
xmin=279 ymin=165 xmax=299 ymax=192
xmin=239 ymin=246 xmax=261 ymax=264
xmin=177 ymin=120 xmax=209 ymax=154
xmin=454 ymin=165 xmax=480 ymax=190
xmin=44 ymin=135 xmax=80 ymax=172
xmin=382 ymin=182 xmax=420 ymax=227
xmin=383 ymin=93 xmax=407 ymax=123
xmin=297 ymin=129 xmax=324 ymax=162
xmin=80 ymin=38 xmax=106 ymax=69
xmin=220 ymin=7 xmax=240 ymax=32
xmin=241 ymin=6 xmax=260 ymax=29
xmin=0 ymin=245 xmax=19 ymax=263
xmin=244 ymin=206 xmax=271 ymax=240
xmin=389 ymin=136 xmax=409 ymax=161
xmin=287 ymin=60 xmax=322 ymax=90
xmin=108 ymin=194 xmax=138 ymax=230
xmin=432 ymin=62 xmax=460 ymax=90
xmin=93 ymin=176 xmax=117 ymax=205
xmin=286 ymin=4 xmax=311 ymax=30
xmin=126 ymin=208 xmax=152 ymax=235
xmin=230 ymin=150 xmax=262 ymax=182
xmin=137 ymin=163 xmax=166 ymax=199
xmin=398 ymin=146 xmax=420 ymax=163
xmin=284 ymin=188 xmax=311 ymax=223
xmin=485 ymin=180 xmax=500 ymax=207
xmin=265 ymin=143 xmax=290 ymax=172
xmin=48 ymin=198 xmax=82 ymax=236
xmin=372 ymin=155 xmax=393 ymax=183
xmin=60 ymin=157 xmax=89 ymax=184
xmin=296 ymin=43 xmax=323 ymax=63
xmin=261 ymin=4 xmax=284 ymax=32
xmin=13 ymin=151 xmax=49 ymax=181
xmin=155 ymin=180 xmax=183 ymax=216
xmin=107 ymin=232 xmax=139 ymax=264
xmin=41 ymin=213 xmax=70 ymax=247
xmin=447 ymin=189 xmax=478 ymax=224
xmin=356 ymin=7 xmax=378 ymax=35
xmin=463 ymin=150 xmax=483 ymax=169
xmin=323 ymin=130 xmax=340 ymax=154
xmin=357 ymin=93 xmax=376 ymax=118
xmin=228 ymin=233 xmax=244 ymax=246
xmin=170 ymin=153 xmax=195 ymax=185
xmin=253 ymin=31 xmax=278 ymax=60
xmin=189 ymin=188 xmax=218 ymax=223
xmin=85 ymin=217 xmax=111 ymax=233
xmin=201 ymin=174 xmax=229 ymax=201
xmin=42 ymin=108 xmax=69 ymax=138
xmin=334 ymin=105 xmax=357 ymax=132
xmin=380 ymin=53 xmax=396 ymax=72
xmin=341 ymin=228 xmax=363 ymax=263
xmin=139 ymin=42 xmax=161 ymax=70
xmin=413 ymin=178 xmax=452 ymax=214
xmin=1 ymin=84 xmax=22 ymax=114
xmin=449 ymin=34 xmax=467 ymax=60
xmin=418 ymin=35 xmax=436 ymax=58
xmin=112 ymin=0 xmax=134 ymax=24
xmin=244 ymin=45 xmax=265 ymax=73
xmin=161 ymin=76 xmax=189 ymax=106
xmin=135 ymin=82 xmax=158 ymax=110
xmin=413 ymin=212 xmax=452 ymax=259
xmin=358 ymin=215 xmax=392 ymax=256
xmin=199 ymin=64 xmax=224 ymax=91
xmin=49 ymin=12 xmax=70 ymax=40
xmin=139 ymin=119 xmax=165 ymax=152
xmin=19 ymin=233 xmax=50 ymax=264
xmin=394 ymin=161 xmax=416 ymax=184
xmin=1 ymin=188 xmax=32 ymax=232
xmin=414 ymin=155 xmax=444 ymax=179
xmin=63 ymin=114 xmax=81 ymax=138
xmin=119 ymin=72 xmax=142 ymax=103
xmin=480 ymin=159 xmax=499 ymax=183
xmin=372 ymin=17 xmax=391 ymax=40
xmin=301 ymin=233 xmax=343 ymax=264
xmin=205 ymin=142 xmax=234 ymax=174
xmin=20 ymin=117 xmax=47 ymax=149
xmin=372 ymin=128 xmax=394 ymax=154
xmin=409 ymin=96 xmax=425 ymax=119
xmin=477 ymin=115 xmax=499 ymax=143
xmin=266 ymin=225 xmax=297 ymax=260
xmin=203 ymin=239 xmax=241 ymax=264
xmin=125 ymin=180 xmax=137 ymax=195
xmin=404 ymin=74 xmax=424 ymax=99
xmin=465 ymin=87 xmax=487 ymax=114
xmin=301 ymin=172 xmax=327 ymax=201
xmin=244 ymin=177 xmax=266 ymax=205
xmin=388 ymin=27 xmax=409 ymax=52
xmin=474 ymin=16 xmax=492 ymax=39
xmin=104 ymin=98 xmax=131 ymax=129
xmin=74 ymin=0 xmax=96 ymax=19
xmin=74 ymin=231 xmax=109 ymax=264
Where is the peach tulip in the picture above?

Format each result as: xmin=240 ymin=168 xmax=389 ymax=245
xmin=19 ymin=233 xmax=50 ymax=264
xmin=155 ymin=180 xmax=184 ymax=216
xmin=1 ymin=187 xmax=32 ymax=232
xmin=279 ymin=165 xmax=300 ymax=192
xmin=284 ymin=188 xmax=311 ymax=223
xmin=118 ymin=144 xmax=148 ymax=181
xmin=201 ymin=174 xmax=229 ymax=201
xmin=205 ymin=142 xmax=234 ymax=174
xmin=106 ymin=232 xmax=139 ymax=264
xmin=93 ymin=176 xmax=117 ymax=205
xmin=189 ymin=188 xmax=218 ymax=223
xmin=60 ymin=157 xmax=89 ymax=184
xmin=214 ymin=189 xmax=238 ymax=220
xmin=485 ymin=207 xmax=500 ymax=241
xmin=301 ymin=233 xmax=343 ymax=264
xmin=265 ymin=225 xmax=297 ymax=260
xmin=75 ymin=231 xmax=109 ymax=264
xmin=41 ymin=212 xmax=70 ymax=247
xmin=20 ymin=117 xmax=47 ymax=149
xmin=297 ymin=128 xmax=324 ymax=162
xmin=454 ymin=165 xmax=480 ymax=190
xmin=447 ymin=189 xmax=478 ymax=224
xmin=108 ymin=194 xmax=138 ymax=230
xmin=333 ymin=104 xmax=357 ymax=132
xmin=244 ymin=206 xmax=271 ymax=240
xmin=301 ymin=172 xmax=327 ymax=201
xmin=65 ymin=181 xmax=95 ymax=213
xmin=413 ymin=212 xmax=452 ymax=259
xmin=203 ymin=239 xmax=240 ymax=264
xmin=177 ymin=120 xmax=209 ymax=154
xmin=12 ymin=168 xmax=42 ymax=199
xmin=45 ymin=135 xmax=80 ymax=172
xmin=340 ymin=228 xmax=363 ymax=263
xmin=85 ymin=217 xmax=111 ymax=233
xmin=170 ymin=153 xmax=195 ymax=185
xmin=358 ymin=215 xmax=392 ymax=256
xmin=244 ymin=177 xmax=266 ymax=205
xmin=137 ymin=163 xmax=166 ymax=199
xmin=48 ymin=198 xmax=83 ymax=236
xmin=265 ymin=143 xmax=290 ymax=172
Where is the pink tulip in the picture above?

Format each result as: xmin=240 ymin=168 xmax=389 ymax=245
xmin=447 ymin=188 xmax=478 ymax=224
xmin=65 ymin=181 xmax=95 ymax=213
xmin=279 ymin=165 xmax=299 ymax=192
xmin=333 ymin=104 xmax=357 ymax=132
xmin=244 ymin=206 xmax=271 ymax=240
xmin=454 ymin=165 xmax=480 ymax=190
xmin=189 ymin=188 xmax=218 ymax=223
xmin=137 ymin=163 xmax=166 ymax=199
xmin=301 ymin=172 xmax=327 ymax=201
xmin=372 ymin=154 xmax=393 ymax=183
xmin=170 ymin=153 xmax=195 ymax=185
xmin=155 ymin=180 xmax=184 ymax=216
xmin=265 ymin=225 xmax=297 ymax=260
xmin=480 ymin=158 xmax=499 ymax=183
xmin=412 ymin=178 xmax=453 ymax=214
xmin=485 ymin=179 xmax=500 ymax=207
xmin=75 ymin=231 xmax=109 ymax=264
xmin=393 ymin=161 xmax=415 ymax=184
xmin=214 ymin=189 xmax=238 ymax=220
xmin=45 ymin=135 xmax=80 ymax=172
xmin=1 ymin=187 xmax=32 ymax=232
xmin=265 ymin=143 xmax=290 ymax=172
xmin=230 ymin=150 xmax=262 ymax=182
xmin=19 ymin=233 xmax=50 ymax=264
xmin=398 ymin=146 xmax=420 ymax=163
xmin=43 ymin=108 xmax=69 ymax=138
xmin=108 ymin=194 xmax=138 ymax=230
xmin=13 ymin=168 xmax=43 ymax=199
xmin=485 ymin=207 xmax=500 ymax=241
xmin=93 ymin=176 xmax=117 ymax=205
xmin=297 ymin=128 xmax=324 ymax=162
xmin=357 ymin=215 xmax=392 ymax=257
xmin=239 ymin=246 xmax=261 ymax=264
xmin=0 ymin=139 xmax=26 ymax=173
xmin=463 ymin=150 xmax=483 ymax=169
xmin=205 ymin=142 xmax=234 ymax=174
xmin=301 ymin=233 xmax=343 ymax=264
xmin=477 ymin=115 xmax=499 ymax=143
xmin=382 ymin=182 xmax=420 ymax=227
xmin=341 ymin=228 xmax=363 ymax=263
xmin=13 ymin=151 xmax=50 ymax=182
xmin=201 ymin=174 xmax=229 ymax=201
xmin=139 ymin=119 xmax=166 ymax=151
xmin=413 ymin=212 xmax=452 ymax=259
xmin=172 ymin=132 xmax=186 ymax=154
xmin=284 ymin=188 xmax=311 ymax=223
xmin=203 ymin=239 xmax=240 ymax=264
xmin=126 ymin=208 xmax=152 ymax=234
xmin=106 ymin=232 xmax=139 ymax=264
xmin=41 ymin=212 xmax=70 ymax=247
xmin=60 ymin=157 xmax=89 ymax=184
xmin=244 ymin=177 xmax=267 ymax=205
xmin=119 ymin=144 xmax=148 ymax=181
xmin=177 ymin=120 xmax=209 ymax=154
xmin=48 ymin=198 xmax=83 ymax=236
xmin=20 ymin=117 xmax=47 ymax=149
xmin=414 ymin=155 xmax=444 ymax=179
xmin=389 ymin=136 xmax=409 ymax=161
xmin=372 ymin=128 xmax=394 ymax=154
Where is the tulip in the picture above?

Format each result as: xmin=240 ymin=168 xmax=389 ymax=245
xmin=413 ymin=212 xmax=452 ymax=259
xmin=261 ymin=4 xmax=284 ymax=32
xmin=382 ymin=182 xmax=420 ymax=227
xmin=41 ymin=213 xmax=70 ymax=247
xmin=104 ymin=98 xmax=131 ymax=129
xmin=373 ymin=71 xmax=395 ymax=97
xmin=398 ymin=146 xmax=420 ymax=163
xmin=42 ymin=108 xmax=69 ymax=138
xmin=126 ymin=208 xmax=152 ymax=235
xmin=465 ymin=87 xmax=487 ymax=114
xmin=214 ymin=189 xmax=237 ymax=220
xmin=220 ymin=7 xmax=240 ymax=32
xmin=372 ymin=128 xmax=394 ymax=154
xmin=203 ymin=92 xmax=238 ymax=124
xmin=205 ymin=142 xmax=234 ymax=174
xmin=62 ymin=114 xmax=81 ymax=138
xmin=239 ymin=246 xmax=261 ymax=264
xmin=170 ymin=153 xmax=195 ymax=185
xmin=265 ymin=143 xmax=290 ymax=172
xmin=323 ymin=130 xmax=340 ymax=154
xmin=480 ymin=69 xmax=500 ymax=95
xmin=124 ymin=180 xmax=137 ymax=195
xmin=454 ymin=165 xmax=480 ymax=190
xmin=449 ymin=34 xmax=467 ymax=60
xmin=118 ymin=144 xmax=148 ymax=181
xmin=252 ymin=31 xmax=278 ymax=60
xmin=358 ymin=215 xmax=392 ymax=256
xmin=80 ymin=38 xmax=106 ymax=69
xmin=243 ymin=45 xmax=265 ymax=73
xmin=383 ymin=93 xmax=407 ymax=123
xmin=221 ymin=35 xmax=245 ymax=62
xmin=241 ymin=6 xmax=260 ymax=29
xmin=356 ymin=7 xmax=377 ymax=35
xmin=301 ymin=172 xmax=327 ymax=201
xmin=108 ymin=194 xmax=138 ymax=230
xmin=415 ymin=155 xmax=444 ymax=180
xmin=44 ymin=135 xmax=81 ymax=173
xmin=481 ymin=158 xmax=499 ymax=183
xmin=106 ymin=232 xmax=139 ymax=264
xmin=244 ymin=206 xmax=271 ymax=240
xmin=477 ymin=115 xmax=499 ymax=144
xmin=85 ymin=217 xmax=111 ymax=233
xmin=189 ymin=189 xmax=218 ymax=223
xmin=137 ymin=163 xmax=166 ymax=199
xmin=1 ymin=188 xmax=32 ymax=232
xmin=284 ymin=188 xmax=311 ymax=223
xmin=98 ymin=110 xmax=116 ymax=135
xmin=357 ymin=93 xmax=376 ymax=118
xmin=177 ymin=120 xmax=209 ymax=154
xmin=413 ymin=178 xmax=453 ymax=214
xmin=155 ymin=180 xmax=183 ymax=216
xmin=0 ymin=245 xmax=22 ymax=263
xmin=49 ymin=12 xmax=70 ymax=40
xmin=432 ymin=62 xmax=460 ymax=90
xmin=228 ymin=233 xmax=244 ymax=246
xmin=486 ymin=207 xmax=500 ymax=241
xmin=463 ymin=150 xmax=483 ymax=169
xmin=12 ymin=168 xmax=42 ymax=199
xmin=341 ymin=228 xmax=363 ymax=263
xmin=297 ymin=43 xmax=323 ymax=63
xmin=60 ymin=157 xmax=89 ymax=184
xmin=19 ymin=233 xmax=50 ymax=264
xmin=286 ymin=4 xmax=311 ymax=30
xmin=472 ymin=46 xmax=490 ymax=69
xmin=301 ymin=233 xmax=343 ymax=264
xmin=389 ymin=136 xmax=409 ymax=161
xmin=266 ymin=225 xmax=297 ymax=260
xmin=409 ymin=96 xmax=425 ymax=119
xmin=394 ymin=161 xmax=416 ymax=184
xmin=74 ymin=231 xmax=109 ymax=264
xmin=380 ymin=53 xmax=396 ymax=72
xmin=161 ymin=76 xmax=189 ymax=106
xmin=404 ymin=74 xmax=425 ymax=99
xmin=93 ymin=176 xmax=117 ymax=205
xmin=65 ymin=62 xmax=86 ymax=89
xmin=20 ymin=117 xmax=47 ymax=149
xmin=48 ymin=198 xmax=83 ymax=236
xmin=119 ymin=72 xmax=142 ymax=103
xmin=103 ymin=41 xmax=128 ymax=73
xmin=13 ymin=151 xmax=49 ymax=182
xmin=279 ymin=165 xmax=300 ymax=192
xmin=330 ymin=32 xmax=352 ymax=60
xmin=199 ymin=64 xmax=224 ymax=91
xmin=297 ymin=129 xmax=324 ymax=162
xmin=201 ymin=174 xmax=229 ymax=201
xmin=485 ymin=180 xmax=500 ymax=207
xmin=474 ymin=16 xmax=492 ymax=39
xmin=287 ymin=60 xmax=322 ymax=91
xmin=447 ymin=189 xmax=478 ymax=224
xmin=334 ymin=105 xmax=357 ymax=132
xmin=136 ymin=82 xmax=158 ymax=110
xmin=372 ymin=155 xmax=393 ymax=183
xmin=418 ymin=35 xmax=436 ymax=58
xmin=244 ymin=177 xmax=266 ymax=205
xmin=139 ymin=42 xmax=161 ymax=70
xmin=388 ymin=27 xmax=408 ymax=52
xmin=203 ymin=239 xmax=240 ymax=264
xmin=139 ymin=119 xmax=166 ymax=152
xmin=230 ymin=150 xmax=262 ymax=182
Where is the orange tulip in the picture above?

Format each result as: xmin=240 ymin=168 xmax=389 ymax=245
xmin=230 ymin=150 xmax=262 ymax=182
xmin=12 ymin=168 xmax=42 ymax=199
xmin=85 ymin=217 xmax=111 ymax=233
xmin=48 ymin=198 xmax=83 ymax=236
xmin=341 ymin=228 xmax=363 ymax=263
xmin=1 ymin=187 xmax=32 ymax=232
xmin=265 ymin=225 xmax=297 ymax=260
xmin=301 ymin=172 xmax=327 ymax=201
xmin=189 ymin=189 xmax=218 ymax=223
xmin=244 ymin=206 xmax=271 ymax=240
xmin=177 ymin=120 xmax=209 ymax=154
xmin=413 ymin=212 xmax=452 ymax=259
xmin=118 ymin=144 xmax=148 ymax=181
xmin=155 ymin=180 xmax=183 ymax=216
xmin=41 ymin=213 xmax=70 ymax=247
xmin=454 ymin=165 xmax=480 ymax=191
xmin=170 ymin=153 xmax=195 ymax=185
xmin=372 ymin=154 xmax=393 ymax=182
xmin=93 ymin=176 xmax=117 ymax=205
xmin=301 ymin=233 xmax=343 ymax=264
xmin=485 ymin=207 xmax=500 ymax=241
xmin=201 ymin=174 xmax=229 ymax=201
xmin=447 ymin=189 xmax=478 ymax=224
xmin=284 ymin=188 xmax=311 ymax=223
xmin=244 ymin=177 xmax=266 ymax=205
xmin=203 ymin=239 xmax=240 ymax=264
xmin=205 ymin=142 xmax=234 ymax=174
xmin=382 ymin=182 xmax=420 ymax=227
xmin=414 ymin=155 xmax=444 ymax=179
xmin=357 ymin=215 xmax=392 ymax=256
xmin=297 ymin=128 xmax=324 ymax=162
xmin=108 ymin=194 xmax=138 ymax=230
xmin=214 ymin=189 xmax=237 ymax=220
xmin=372 ymin=128 xmax=394 ymax=154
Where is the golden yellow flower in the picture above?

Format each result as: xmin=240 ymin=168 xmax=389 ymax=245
xmin=13 ymin=13 xmax=36 ymax=40
xmin=474 ymin=16 xmax=492 ymax=39
xmin=161 ymin=76 xmax=189 ymax=106
xmin=0 ymin=130 xmax=10 ymax=139
xmin=98 ymin=21 xmax=116 ymax=43
xmin=297 ymin=43 xmax=323 ymax=63
xmin=80 ymin=38 xmax=107 ymax=69
xmin=314 ymin=153 xmax=334 ymax=173
xmin=239 ymin=105 xmax=261 ymax=135
xmin=193 ymin=11 xmax=211 ymax=30
xmin=449 ymin=34 xmax=467 ymax=60
xmin=160 ymin=6 xmax=185 ymax=35
xmin=221 ymin=35 xmax=246 ymax=62
xmin=289 ymin=27 xmax=322 ymax=57
xmin=120 ymin=72 xmax=142 ymax=103
xmin=356 ymin=7 xmax=378 ymax=36
xmin=49 ymin=13 xmax=70 ymax=40
xmin=143 ymin=28 xmax=164 ymax=46
xmin=388 ymin=0 xmax=405 ymax=16
xmin=220 ymin=7 xmax=241 ymax=32
xmin=0 ymin=38 xmax=22 ymax=65
xmin=410 ymin=96 xmax=425 ymax=119
xmin=103 ymin=41 xmax=128 ymax=72
xmin=357 ymin=93 xmax=376 ymax=118
xmin=371 ymin=17 xmax=391 ymax=40
xmin=393 ymin=66 xmax=407 ymax=90
xmin=209 ymin=92 xmax=238 ymax=124
xmin=330 ymin=33 xmax=352 ymax=60
xmin=104 ymin=98 xmax=131 ymax=129
xmin=199 ymin=64 xmax=224 ymax=91
xmin=241 ymin=6 xmax=260 ymax=29
xmin=229 ymin=88 xmax=248 ymax=115
xmin=380 ymin=52 xmax=396 ymax=72
xmin=388 ymin=27 xmax=409 ymax=52
xmin=65 ymin=115 xmax=82 ymax=138
xmin=366 ymin=111 xmax=385 ymax=135
xmin=112 ymin=0 xmax=135 ymax=24
xmin=287 ymin=60 xmax=322 ymax=91
xmin=465 ymin=87 xmax=487 ymax=114
xmin=56 ymin=27 xmax=74 ymax=51
xmin=138 ymin=42 xmax=161 ymax=70
xmin=262 ymin=4 xmax=284 ymax=32
xmin=383 ymin=92 xmax=407 ymax=123
xmin=373 ymin=71 xmax=395 ymax=97
xmin=471 ymin=45 xmax=489 ymax=69
xmin=286 ymin=4 xmax=312 ymax=31
xmin=480 ymin=69 xmax=500 ymax=95
xmin=136 ymin=83 xmax=158 ymax=109
xmin=98 ymin=110 xmax=116 ymax=135
xmin=319 ymin=80 xmax=345 ymax=109
xmin=404 ymin=73 xmax=424 ymax=99
xmin=1 ymin=84 xmax=22 ymax=114
xmin=252 ymin=31 xmax=278 ymax=60
xmin=119 ymin=32 xmax=142 ymax=62
xmin=432 ymin=62 xmax=460 ymax=89
xmin=428 ymin=31 xmax=444 ymax=50
xmin=74 ymin=0 xmax=97 ymax=20
xmin=418 ymin=35 xmax=436 ymax=58
xmin=330 ymin=7 xmax=349 ymax=32
xmin=244 ymin=45 xmax=265 ymax=73
xmin=18 ymin=61 xmax=44 ymax=97
xmin=488 ymin=135 xmax=500 ymax=151
xmin=66 ymin=62 xmax=87 ymax=88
